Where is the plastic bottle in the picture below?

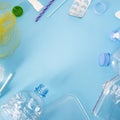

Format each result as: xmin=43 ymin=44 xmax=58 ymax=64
xmin=93 ymin=75 xmax=120 ymax=120
xmin=0 ymin=84 xmax=48 ymax=120
xmin=99 ymin=49 xmax=120 ymax=74
xmin=111 ymin=29 xmax=120 ymax=41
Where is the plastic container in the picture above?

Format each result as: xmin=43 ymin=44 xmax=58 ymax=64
xmin=93 ymin=0 xmax=108 ymax=15
xmin=0 ymin=84 xmax=48 ymax=120
xmin=111 ymin=29 xmax=120 ymax=41
xmin=42 ymin=95 xmax=91 ymax=120
xmin=0 ymin=2 xmax=20 ymax=58
xmin=99 ymin=49 xmax=120 ymax=74
xmin=93 ymin=75 xmax=120 ymax=120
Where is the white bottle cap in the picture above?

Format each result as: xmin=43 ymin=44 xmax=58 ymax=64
xmin=112 ymin=32 xmax=120 ymax=39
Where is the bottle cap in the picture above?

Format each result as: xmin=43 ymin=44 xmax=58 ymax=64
xmin=93 ymin=1 xmax=108 ymax=15
xmin=12 ymin=6 xmax=23 ymax=17
xmin=34 ymin=84 xmax=48 ymax=97
xmin=111 ymin=31 xmax=120 ymax=41
xmin=99 ymin=53 xmax=111 ymax=66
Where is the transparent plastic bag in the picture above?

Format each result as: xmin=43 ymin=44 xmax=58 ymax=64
xmin=93 ymin=75 xmax=120 ymax=120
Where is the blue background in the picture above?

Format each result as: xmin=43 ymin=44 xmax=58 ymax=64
xmin=0 ymin=0 xmax=120 ymax=119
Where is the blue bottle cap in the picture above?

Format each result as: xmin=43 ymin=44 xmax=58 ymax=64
xmin=34 ymin=84 xmax=48 ymax=97
xmin=99 ymin=53 xmax=111 ymax=66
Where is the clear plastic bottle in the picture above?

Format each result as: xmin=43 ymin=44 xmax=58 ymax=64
xmin=93 ymin=75 xmax=120 ymax=120
xmin=99 ymin=49 xmax=120 ymax=74
xmin=0 ymin=84 xmax=48 ymax=120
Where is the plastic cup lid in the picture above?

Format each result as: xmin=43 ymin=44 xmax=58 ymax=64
xmin=93 ymin=1 xmax=108 ymax=15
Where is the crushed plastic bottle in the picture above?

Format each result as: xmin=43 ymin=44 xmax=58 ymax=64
xmin=99 ymin=48 xmax=120 ymax=74
xmin=0 ymin=84 xmax=48 ymax=120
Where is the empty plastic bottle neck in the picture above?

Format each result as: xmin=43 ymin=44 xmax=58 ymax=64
xmin=99 ymin=53 xmax=111 ymax=66
xmin=34 ymin=84 xmax=48 ymax=98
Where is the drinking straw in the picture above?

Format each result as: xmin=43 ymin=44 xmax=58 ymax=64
xmin=35 ymin=0 xmax=55 ymax=22
xmin=0 ymin=73 xmax=13 ymax=96
xmin=47 ymin=0 xmax=68 ymax=18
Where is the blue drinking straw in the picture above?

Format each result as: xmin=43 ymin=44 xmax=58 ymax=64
xmin=35 ymin=0 xmax=55 ymax=22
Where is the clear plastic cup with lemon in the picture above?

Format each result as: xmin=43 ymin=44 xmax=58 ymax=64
xmin=0 ymin=2 xmax=20 ymax=58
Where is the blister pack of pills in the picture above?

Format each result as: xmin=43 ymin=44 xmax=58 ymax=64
xmin=69 ymin=0 xmax=91 ymax=18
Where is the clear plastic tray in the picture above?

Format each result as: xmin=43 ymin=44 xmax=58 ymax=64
xmin=42 ymin=95 xmax=91 ymax=120
xmin=93 ymin=75 xmax=120 ymax=120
